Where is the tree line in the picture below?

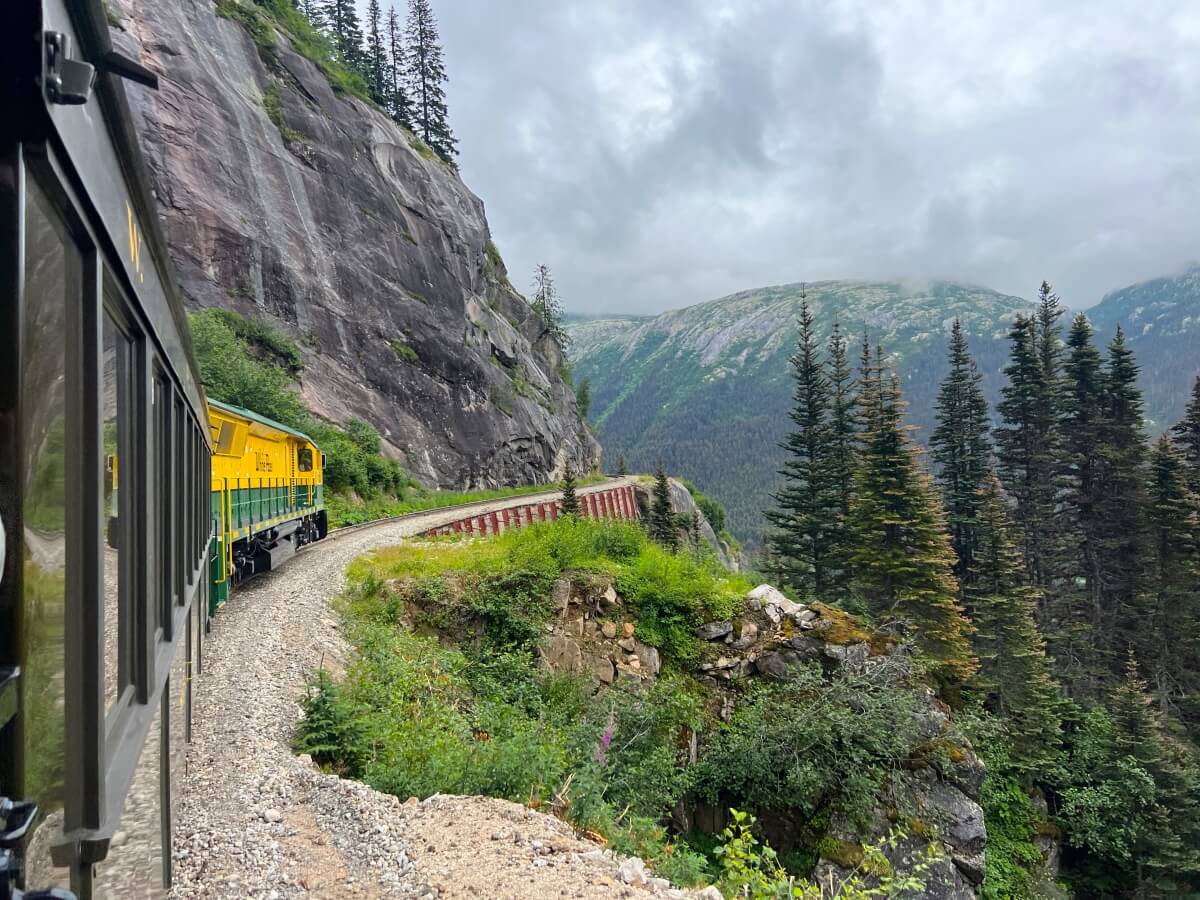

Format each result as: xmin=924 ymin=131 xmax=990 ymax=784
xmin=297 ymin=0 xmax=456 ymax=161
xmin=767 ymin=283 xmax=1200 ymax=897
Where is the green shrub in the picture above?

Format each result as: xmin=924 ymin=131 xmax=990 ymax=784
xmin=689 ymin=660 xmax=924 ymax=828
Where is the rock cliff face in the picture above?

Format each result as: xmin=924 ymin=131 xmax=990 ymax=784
xmin=111 ymin=0 xmax=598 ymax=487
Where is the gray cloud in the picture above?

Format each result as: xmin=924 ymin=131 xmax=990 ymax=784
xmin=391 ymin=1 xmax=1200 ymax=312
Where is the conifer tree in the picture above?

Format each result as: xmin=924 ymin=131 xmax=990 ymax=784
xmin=616 ymin=453 xmax=628 ymax=477
xmin=848 ymin=360 xmax=976 ymax=685
xmin=386 ymin=6 xmax=412 ymax=127
xmin=766 ymin=299 xmax=833 ymax=598
xmin=690 ymin=511 xmax=702 ymax=546
xmin=1103 ymin=653 xmax=1200 ymax=891
xmin=1096 ymin=326 xmax=1148 ymax=638
xmin=1171 ymin=375 xmax=1200 ymax=494
xmin=1059 ymin=313 xmax=1107 ymax=687
xmin=299 ymin=0 xmax=324 ymax=28
xmin=322 ymin=0 xmax=365 ymax=71
xmin=575 ymin=378 xmax=592 ymax=419
xmin=968 ymin=473 xmax=1063 ymax=771
xmin=403 ymin=0 xmax=457 ymax=161
xmin=823 ymin=322 xmax=857 ymax=600
xmin=995 ymin=309 xmax=1060 ymax=591
xmin=560 ymin=464 xmax=580 ymax=517
xmin=364 ymin=0 xmax=387 ymax=104
xmin=649 ymin=465 xmax=677 ymax=550
xmin=931 ymin=320 xmax=992 ymax=593
xmin=1140 ymin=435 xmax=1200 ymax=726
xmin=529 ymin=264 xmax=569 ymax=348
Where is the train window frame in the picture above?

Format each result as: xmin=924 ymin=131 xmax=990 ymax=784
xmin=100 ymin=285 xmax=141 ymax=745
xmin=15 ymin=153 xmax=109 ymax=851
xmin=298 ymin=447 xmax=314 ymax=472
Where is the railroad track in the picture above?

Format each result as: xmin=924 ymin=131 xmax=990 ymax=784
xmin=310 ymin=475 xmax=634 ymax=544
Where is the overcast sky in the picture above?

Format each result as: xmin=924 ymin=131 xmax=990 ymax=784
xmin=415 ymin=1 xmax=1200 ymax=315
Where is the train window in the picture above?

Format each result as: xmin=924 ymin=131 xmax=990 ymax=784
xmin=102 ymin=309 xmax=135 ymax=722
xmin=152 ymin=371 xmax=172 ymax=639
xmin=19 ymin=175 xmax=78 ymax=888
xmin=298 ymin=447 xmax=313 ymax=472
xmin=174 ymin=393 xmax=185 ymax=605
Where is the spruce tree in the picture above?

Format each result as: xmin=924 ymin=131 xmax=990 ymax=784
xmin=968 ymin=473 xmax=1064 ymax=771
xmin=995 ymin=309 xmax=1060 ymax=592
xmin=403 ymin=0 xmax=457 ymax=161
xmin=616 ymin=453 xmax=628 ymax=477
xmin=1104 ymin=653 xmax=1200 ymax=892
xmin=1171 ymin=375 xmax=1200 ymax=494
xmin=848 ymin=361 xmax=976 ymax=685
xmin=649 ymin=465 xmax=677 ymax=550
xmin=690 ymin=511 xmax=702 ymax=546
xmin=1059 ymin=312 xmax=1107 ymax=688
xmin=364 ymin=0 xmax=387 ymax=104
xmin=766 ymin=299 xmax=833 ymax=598
xmin=1096 ymin=326 xmax=1148 ymax=643
xmin=823 ymin=322 xmax=857 ymax=600
xmin=322 ymin=0 xmax=365 ymax=71
xmin=560 ymin=464 xmax=579 ymax=517
xmin=529 ymin=264 xmax=569 ymax=348
xmin=386 ymin=6 xmax=412 ymax=127
xmin=930 ymin=319 xmax=992 ymax=593
xmin=1140 ymin=435 xmax=1200 ymax=727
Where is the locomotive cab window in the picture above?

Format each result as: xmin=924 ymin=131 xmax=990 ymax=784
xmin=297 ymin=447 xmax=313 ymax=472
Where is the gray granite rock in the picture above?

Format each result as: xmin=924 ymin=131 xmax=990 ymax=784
xmin=113 ymin=0 xmax=598 ymax=488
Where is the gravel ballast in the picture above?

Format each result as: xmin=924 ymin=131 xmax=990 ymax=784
xmin=169 ymin=482 xmax=707 ymax=899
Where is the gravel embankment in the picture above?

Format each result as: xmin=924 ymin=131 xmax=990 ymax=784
xmin=171 ymin=481 xmax=707 ymax=899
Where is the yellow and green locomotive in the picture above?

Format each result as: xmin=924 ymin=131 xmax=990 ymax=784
xmin=207 ymin=399 xmax=327 ymax=611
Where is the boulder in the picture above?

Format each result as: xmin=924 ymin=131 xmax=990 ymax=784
xmin=550 ymin=577 xmax=572 ymax=611
xmin=592 ymin=656 xmax=615 ymax=684
xmin=600 ymin=622 xmax=618 ymax=639
xmin=695 ymin=621 xmax=733 ymax=641
xmin=634 ymin=643 xmax=661 ymax=676
xmin=617 ymin=637 xmax=637 ymax=652
xmin=616 ymin=856 xmax=649 ymax=885
xmin=754 ymin=650 xmax=807 ymax=680
xmin=541 ymin=635 xmax=582 ymax=673
xmin=731 ymin=622 xmax=758 ymax=649
xmin=824 ymin=642 xmax=870 ymax=673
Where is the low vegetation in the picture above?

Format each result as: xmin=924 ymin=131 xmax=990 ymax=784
xmin=297 ymin=518 xmax=945 ymax=891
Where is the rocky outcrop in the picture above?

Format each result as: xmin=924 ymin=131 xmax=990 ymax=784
xmin=111 ymin=1 xmax=598 ymax=487
xmin=544 ymin=579 xmax=986 ymax=898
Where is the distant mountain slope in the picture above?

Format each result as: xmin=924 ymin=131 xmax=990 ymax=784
xmin=1087 ymin=265 xmax=1200 ymax=432
xmin=568 ymin=280 xmax=1034 ymax=546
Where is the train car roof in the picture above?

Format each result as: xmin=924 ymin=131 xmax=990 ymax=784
xmin=208 ymin=398 xmax=320 ymax=447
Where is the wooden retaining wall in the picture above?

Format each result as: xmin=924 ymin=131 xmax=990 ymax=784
xmin=419 ymin=483 xmax=640 ymax=538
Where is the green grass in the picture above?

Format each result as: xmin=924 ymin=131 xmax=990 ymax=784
xmin=389 ymin=340 xmax=419 ymax=363
xmin=298 ymin=517 xmax=759 ymax=886
xmin=216 ymin=0 xmax=372 ymax=102
xmin=262 ymin=80 xmax=303 ymax=143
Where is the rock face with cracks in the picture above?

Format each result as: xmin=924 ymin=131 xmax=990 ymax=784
xmin=110 ymin=0 xmax=598 ymax=488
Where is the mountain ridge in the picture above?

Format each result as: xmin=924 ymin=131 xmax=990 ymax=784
xmin=568 ymin=279 xmax=1033 ymax=545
